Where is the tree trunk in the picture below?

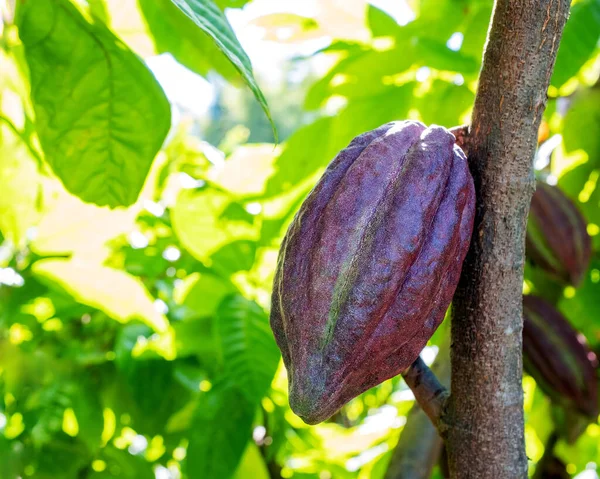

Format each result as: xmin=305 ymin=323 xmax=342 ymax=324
xmin=447 ymin=1 xmax=570 ymax=478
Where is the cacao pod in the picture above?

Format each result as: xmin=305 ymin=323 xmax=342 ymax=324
xmin=523 ymin=295 xmax=598 ymax=419
xmin=526 ymin=182 xmax=591 ymax=287
xmin=271 ymin=121 xmax=475 ymax=424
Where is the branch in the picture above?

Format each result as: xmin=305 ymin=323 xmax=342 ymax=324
xmin=386 ymin=336 xmax=451 ymax=479
xmin=447 ymin=1 xmax=570 ymax=478
xmin=401 ymin=358 xmax=448 ymax=429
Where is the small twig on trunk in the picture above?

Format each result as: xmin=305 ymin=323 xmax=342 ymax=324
xmin=401 ymin=357 xmax=448 ymax=429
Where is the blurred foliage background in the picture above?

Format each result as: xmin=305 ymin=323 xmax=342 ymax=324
xmin=0 ymin=0 xmax=599 ymax=477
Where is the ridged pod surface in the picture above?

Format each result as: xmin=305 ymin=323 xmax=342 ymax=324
xmin=271 ymin=121 xmax=475 ymax=424
xmin=526 ymin=182 xmax=591 ymax=286
xmin=523 ymin=295 xmax=598 ymax=419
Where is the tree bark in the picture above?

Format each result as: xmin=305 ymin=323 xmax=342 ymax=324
xmin=447 ymin=1 xmax=570 ymax=478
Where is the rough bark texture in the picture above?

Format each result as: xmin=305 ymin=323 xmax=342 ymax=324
xmin=385 ymin=336 xmax=450 ymax=479
xmin=447 ymin=1 xmax=570 ymax=478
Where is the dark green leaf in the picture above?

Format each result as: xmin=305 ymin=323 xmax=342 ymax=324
xmin=138 ymin=0 xmax=240 ymax=81
xmin=169 ymin=0 xmax=276 ymax=138
xmin=16 ymin=0 xmax=171 ymax=207
xmin=551 ymin=0 xmax=600 ymax=88
xmin=215 ymin=295 xmax=280 ymax=403
xmin=88 ymin=445 xmax=155 ymax=478
xmin=415 ymin=37 xmax=479 ymax=74
xmin=558 ymin=88 xmax=600 ymax=248
xmin=562 ymin=88 xmax=600 ymax=161
xmin=187 ymin=384 xmax=255 ymax=478
xmin=417 ymin=80 xmax=474 ymax=127
xmin=211 ymin=240 xmax=258 ymax=275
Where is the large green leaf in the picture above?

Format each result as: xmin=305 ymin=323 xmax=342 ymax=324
xmin=562 ymin=88 xmax=600 ymax=162
xmin=551 ymin=0 xmax=600 ymax=88
xmin=31 ymin=258 xmax=175 ymax=360
xmin=187 ymin=384 xmax=255 ymax=479
xmin=16 ymin=0 xmax=171 ymax=207
xmin=215 ymin=295 xmax=280 ymax=403
xmin=555 ymin=88 xmax=600 ymax=248
xmin=169 ymin=0 xmax=276 ymax=138
xmin=417 ymin=80 xmax=474 ymax=127
xmin=171 ymin=185 xmax=260 ymax=263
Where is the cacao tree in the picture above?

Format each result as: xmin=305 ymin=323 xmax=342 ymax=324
xmin=0 ymin=0 xmax=599 ymax=478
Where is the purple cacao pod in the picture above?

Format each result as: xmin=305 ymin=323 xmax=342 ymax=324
xmin=271 ymin=120 xmax=475 ymax=424
xmin=523 ymin=295 xmax=598 ymax=419
xmin=526 ymin=182 xmax=591 ymax=287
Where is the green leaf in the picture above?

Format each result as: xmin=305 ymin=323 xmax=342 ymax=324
xmin=558 ymin=258 xmax=600 ymax=344
xmin=138 ymin=0 xmax=240 ymax=81
xmin=33 ymin=437 xmax=91 ymax=479
xmin=0 ymin=437 xmax=25 ymax=479
xmin=211 ymin=240 xmax=258 ymax=275
xmin=215 ymin=295 xmax=280 ymax=403
xmin=551 ymin=0 xmax=600 ymax=88
xmin=415 ymin=37 xmax=479 ymax=74
xmin=68 ymin=378 xmax=105 ymax=451
xmin=187 ymin=384 xmax=255 ymax=478
xmin=459 ymin=3 xmax=493 ymax=60
xmin=367 ymin=5 xmax=401 ymax=37
xmin=175 ymin=271 xmax=236 ymax=317
xmin=118 ymin=357 xmax=192 ymax=435
xmin=417 ymin=80 xmax=474 ymax=127
xmin=16 ymin=0 xmax=171 ymax=207
xmin=32 ymin=258 xmax=172 ymax=335
xmin=268 ymin=83 xmax=416 ymax=198
xmin=555 ymin=88 xmax=600 ymax=248
xmin=169 ymin=0 xmax=276 ymax=139
xmin=214 ymin=0 xmax=250 ymax=7
xmin=171 ymin=186 xmax=260 ymax=262
xmin=234 ymin=444 xmax=271 ymax=479
xmin=562 ymin=88 xmax=600 ymax=162
xmin=88 ymin=445 xmax=155 ymax=478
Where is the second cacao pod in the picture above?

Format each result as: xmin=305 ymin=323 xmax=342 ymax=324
xmin=526 ymin=182 xmax=591 ymax=287
xmin=271 ymin=120 xmax=475 ymax=424
xmin=523 ymin=295 xmax=598 ymax=419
